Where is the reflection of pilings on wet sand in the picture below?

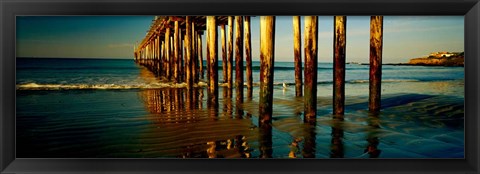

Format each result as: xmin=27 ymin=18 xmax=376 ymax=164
xmin=302 ymin=122 xmax=316 ymax=158
xmin=220 ymin=81 xmax=233 ymax=115
xmin=202 ymin=135 xmax=252 ymax=158
xmin=222 ymin=87 xmax=233 ymax=118
xmin=198 ymin=88 xmax=204 ymax=109
xmin=207 ymin=141 xmax=217 ymax=158
xmin=330 ymin=117 xmax=344 ymax=158
xmin=186 ymin=88 xmax=194 ymax=110
xmin=259 ymin=123 xmax=273 ymax=158
xmin=366 ymin=112 xmax=381 ymax=158
xmin=140 ymin=88 xmax=207 ymax=124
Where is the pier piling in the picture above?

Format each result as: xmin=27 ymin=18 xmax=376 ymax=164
xmin=303 ymin=16 xmax=318 ymax=123
xmin=293 ymin=16 xmax=303 ymax=97
xmin=207 ymin=16 xmax=219 ymax=107
xmin=174 ymin=21 xmax=180 ymax=83
xmin=165 ymin=27 xmax=171 ymax=80
xmin=259 ymin=16 xmax=275 ymax=126
xmin=235 ymin=16 xmax=244 ymax=116
xmin=180 ymin=32 xmax=184 ymax=82
xmin=198 ymin=34 xmax=204 ymax=79
xmin=185 ymin=16 xmax=193 ymax=89
xmin=221 ymin=24 xmax=227 ymax=83
xmin=245 ymin=16 xmax=253 ymax=100
xmin=192 ymin=24 xmax=199 ymax=84
xmin=333 ymin=16 xmax=346 ymax=116
xmin=369 ymin=16 xmax=383 ymax=113
xmin=161 ymin=41 xmax=165 ymax=76
xmin=206 ymin=23 xmax=211 ymax=82
xmin=227 ymin=16 xmax=234 ymax=89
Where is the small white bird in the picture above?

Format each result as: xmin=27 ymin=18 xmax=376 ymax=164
xmin=283 ymin=82 xmax=288 ymax=90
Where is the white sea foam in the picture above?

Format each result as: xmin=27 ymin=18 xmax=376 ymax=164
xmin=16 ymin=79 xmax=425 ymax=90
xmin=18 ymin=83 xmax=177 ymax=90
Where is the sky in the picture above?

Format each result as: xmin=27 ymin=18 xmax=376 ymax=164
xmin=16 ymin=16 xmax=464 ymax=63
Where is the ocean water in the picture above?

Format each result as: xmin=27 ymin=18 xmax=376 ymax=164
xmin=16 ymin=58 xmax=464 ymax=158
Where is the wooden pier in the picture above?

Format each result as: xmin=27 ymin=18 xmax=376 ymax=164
xmin=134 ymin=16 xmax=384 ymax=125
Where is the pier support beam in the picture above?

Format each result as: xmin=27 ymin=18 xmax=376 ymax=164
xmin=333 ymin=16 xmax=346 ymax=116
xmin=174 ymin=21 xmax=180 ymax=83
xmin=207 ymin=16 xmax=219 ymax=107
xmin=227 ymin=16 xmax=234 ymax=89
xmin=235 ymin=16 xmax=244 ymax=116
xmin=245 ymin=16 xmax=253 ymax=100
xmin=152 ymin=38 xmax=156 ymax=74
xmin=180 ymin=33 xmax=184 ymax=82
xmin=293 ymin=16 xmax=303 ymax=97
xmin=198 ymin=34 xmax=204 ymax=79
xmin=206 ymin=24 xmax=210 ymax=82
xmin=259 ymin=16 xmax=275 ymax=126
xmin=185 ymin=16 xmax=193 ymax=89
xmin=221 ymin=24 xmax=227 ymax=83
xmin=170 ymin=36 xmax=174 ymax=80
xmin=369 ymin=16 xmax=383 ymax=113
xmin=147 ymin=43 xmax=151 ymax=67
xmin=192 ymin=25 xmax=199 ymax=84
xmin=303 ymin=16 xmax=318 ymax=123
xmin=165 ymin=27 xmax=171 ymax=80
xmin=161 ymin=41 xmax=165 ymax=77
xmin=155 ymin=36 xmax=159 ymax=76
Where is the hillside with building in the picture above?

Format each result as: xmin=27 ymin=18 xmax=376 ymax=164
xmin=408 ymin=51 xmax=464 ymax=66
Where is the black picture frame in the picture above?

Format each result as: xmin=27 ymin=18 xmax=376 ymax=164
xmin=1 ymin=0 xmax=479 ymax=173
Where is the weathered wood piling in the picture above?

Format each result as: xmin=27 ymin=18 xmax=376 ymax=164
xmin=198 ymin=34 xmax=204 ymax=79
xmin=206 ymin=22 xmax=211 ymax=82
xmin=174 ymin=21 xmax=180 ymax=83
xmin=207 ymin=16 xmax=219 ymax=107
xmin=165 ymin=27 xmax=171 ymax=80
xmin=303 ymin=16 xmax=318 ymax=123
xmin=259 ymin=16 xmax=275 ymax=126
xmin=185 ymin=16 xmax=193 ymax=89
xmin=235 ymin=16 xmax=244 ymax=117
xmin=244 ymin=16 xmax=253 ymax=100
xmin=369 ymin=16 xmax=383 ymax=113
xmin=221 ymin=24 xmax=227 ymax=83
xmin=156 ymin=36 xmax=161 ymax=76
xmin=293 ymin=16 xmax=303 ymax=97
xmin=193 ymin=25 xmax=199 ymax=83
xmin=227 ymin=16 xmax=234 ymax=89
xmin=333 ymin=16 xmax=346 ymax=116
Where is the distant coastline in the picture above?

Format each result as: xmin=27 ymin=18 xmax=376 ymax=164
xmin=406 ymin=51 xmax=464 ymax=67
xmin=361 ymin=51 xmax=464 ymax=67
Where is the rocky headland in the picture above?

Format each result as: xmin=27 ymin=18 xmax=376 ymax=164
xmin=407 ymin=52 xmax=464 ymax=66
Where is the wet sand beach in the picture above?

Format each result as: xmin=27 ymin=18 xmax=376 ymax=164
xmin=16 ymin=65 xmax=464 ymax=158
